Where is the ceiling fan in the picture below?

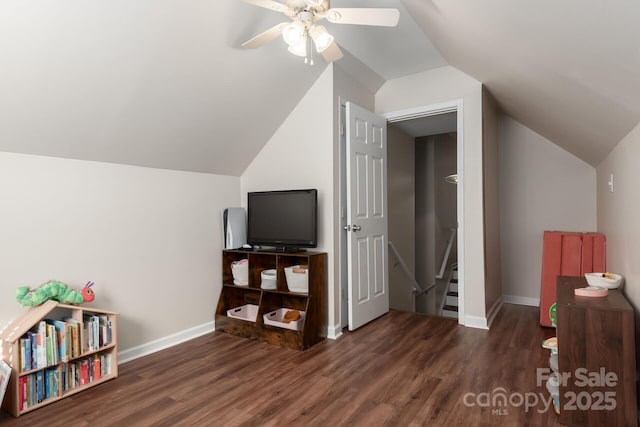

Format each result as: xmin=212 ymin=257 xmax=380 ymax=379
xmin=239 ymin=0 xmax=400 ymax=65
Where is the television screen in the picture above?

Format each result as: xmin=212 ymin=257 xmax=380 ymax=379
xmin=247 ymin=189 xmax=317 ymax=250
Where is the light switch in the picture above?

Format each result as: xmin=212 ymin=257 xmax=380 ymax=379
xmin=608 ymin=173 xmax=614 ymax=192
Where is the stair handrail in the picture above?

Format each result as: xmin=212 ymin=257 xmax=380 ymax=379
xmin=388 ymin=241 xmax=436 ymax=312
xmin=435 ymin=228 xmax=457 ymax=280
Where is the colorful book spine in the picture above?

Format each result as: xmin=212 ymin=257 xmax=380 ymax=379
xmin=93 ymin=356 xmax=101 ymax=381
xmin=36 ymin=370 xmax=43 ymax=403
xmin=19 ymin=376 xmax=27 ymax=411
xmin=19 ymin=338 xmax=27 ymax=372
xmin=65 ymin=318 xmax=80 ymax=358
xmin=52 ymin=320 xmax=68 ymax=363
xmin=36 ymin=321 xmax=47 ymax=369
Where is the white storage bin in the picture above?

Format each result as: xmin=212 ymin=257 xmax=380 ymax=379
xmin=261 ymin=269 xmax=277 ymax=290
xmin=227 ymin=304 xmax=258 ymax=322
xmin=285 ymin=265 xmax=309 ymax=293
xmin=231 ymin=259 xmax=248 ymax=286
xmin=263 ymin=308 xmax=306 ymax=331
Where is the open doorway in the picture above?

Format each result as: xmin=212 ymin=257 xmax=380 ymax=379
xmin=387 ymin=113 xmax=458 ymax=318
xmin=339 ymin=100 xmax=465 ymax=330
xmin=382 ymin=100 xmax=464 ymax=323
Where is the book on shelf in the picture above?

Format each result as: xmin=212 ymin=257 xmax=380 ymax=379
xmin=18 ymin=315 xmax=116 ymax=375
xmin=93 ymin=356 xmax=101 ymax=381
xmin=16 ymin=367 xmax=61 ymax=410
xmin=19 ymin=338 xmax=28 ymax=372
xmin=50 ymin=319 xmax=69 ymax=363
xmin=28 ymin=332 xmax=36 ymax=369
xmin=82 ymin=314 xmax=101 ymax=351
xmin=64 ymin=318 xmax=81 ymax=358
xmin=35 ymin=370 xmax=43 ymax=403
xmin=99 ymin=314 xmax=112 ymax=346
xmin=19 ymin=376 xmax=27 ymax=411
xmin=61 ymin=353 xmax=112 ymax=392
xmin=45 ymin=323 xmax=55 ymax=367
xmin=35 ymin=321 xmax=46 ymax=369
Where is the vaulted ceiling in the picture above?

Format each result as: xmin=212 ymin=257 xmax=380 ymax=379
xmin=1 ymin=0 xmax=639 ymax=174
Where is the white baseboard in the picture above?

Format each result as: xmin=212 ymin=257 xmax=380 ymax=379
xmin=463 ymin=296 xmax=503 ymax=330
xmin=118 ymin=321 xmax=215 ymax=364
xmin=327 ymin=324 xmax=343 ymax=340
xmin=503 ymin=295 xmax=540 ymax=307
xmin=464 ymin=315 xmax=489 ymax=330
xmin=486 ymin=297 xmax=503 ymax=329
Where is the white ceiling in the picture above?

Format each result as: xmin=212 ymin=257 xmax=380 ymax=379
xmin=402 ymin=0 xmax=640 ymax=166
xmin=325 ymin=0 xmax=447 ymax=80
xmin=1 ymin=0 xmax=639 ymax=173
xmin=390 ymin=112 xmax=457 ymax=138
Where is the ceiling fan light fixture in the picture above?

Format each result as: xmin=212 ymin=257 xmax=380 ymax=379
xmin=282 ymin=20 xmax=305 ymax=46
xmin=309 ymin=25 xmax=334 ymax=53
xmin=287 ymin=38 xmax=307 ymax=57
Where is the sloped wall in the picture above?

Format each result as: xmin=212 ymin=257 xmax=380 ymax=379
xmin=0 ymin=152 xmax=239 ymax=353
xmin=499 ymin=116 xmax=596 ymax=305
xmin=241 ymin=66 xmax=335 ymax=331
xmin=597 ymin=121 xmax=640 ymax=313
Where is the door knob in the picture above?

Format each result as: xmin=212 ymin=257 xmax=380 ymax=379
xmin=352 ymin=225 xmax=362 ymax=232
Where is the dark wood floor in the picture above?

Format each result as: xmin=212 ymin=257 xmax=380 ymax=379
xmin=0 ymin=304 xmax=562 ymax=426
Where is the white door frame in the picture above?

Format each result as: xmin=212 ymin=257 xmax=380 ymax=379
xmin=382 ymin=99 xmax=465 ymax=325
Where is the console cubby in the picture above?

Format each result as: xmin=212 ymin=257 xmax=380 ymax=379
xmin=215 ymin=249 xmax=326 ymax=350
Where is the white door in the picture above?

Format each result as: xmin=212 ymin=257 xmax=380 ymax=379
xmin=346 ymin=102 xmax=389 ymax=331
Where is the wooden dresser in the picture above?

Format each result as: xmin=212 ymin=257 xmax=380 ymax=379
xmin=556 ymin=276 xmax=637 ymax=426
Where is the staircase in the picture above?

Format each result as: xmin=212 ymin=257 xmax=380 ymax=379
xmin=442 ymin=265 xmax=459 ymax=319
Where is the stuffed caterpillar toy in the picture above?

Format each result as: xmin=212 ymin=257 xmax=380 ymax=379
xmin=16 ymin=281 xmax=95 ymax=306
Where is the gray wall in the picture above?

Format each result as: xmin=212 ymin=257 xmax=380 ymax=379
xmin=0 ymin=152 xmax=239 ymax=354
xmin=415 ymin=133 xmax=457 ymax=313
xmin=596 ymin=121 xmax=640 ymax=318
xmin=482 ymin=89 xmax=502 ymax=319
xmin=499 ymin=115 xmax=596 ymax=306
xmin=387 ymin=125 xmax=416 ymax=312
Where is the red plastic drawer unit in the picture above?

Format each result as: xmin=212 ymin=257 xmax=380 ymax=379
xmin=539 ymin=231 xmax=606 ymax=327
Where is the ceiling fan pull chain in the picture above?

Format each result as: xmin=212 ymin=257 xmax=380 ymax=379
xmin=304 ymin=31 xmax=309 ymax=64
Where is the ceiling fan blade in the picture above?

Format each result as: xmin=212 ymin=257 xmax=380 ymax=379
xmin=238 ymin=0 xmax=289 ymax=14
xmin=241 ymin=22 xmax=288 ymax=49
xmin=325 ymin=8 xmax=400 ymax=27
xmin=321 ymin=41 xmax=344 ymax=62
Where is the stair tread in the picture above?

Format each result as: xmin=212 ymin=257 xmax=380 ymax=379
xmin=449 ymin=279 xmax=458 ymax=284
xmin=443 ymin=305 xmax=459 ymax=312
xmin=447 ymin=291 xmax=459 ymax=297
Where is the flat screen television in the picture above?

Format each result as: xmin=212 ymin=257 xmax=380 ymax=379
xmin=247 ymin=189 xmax=317 ymax=251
